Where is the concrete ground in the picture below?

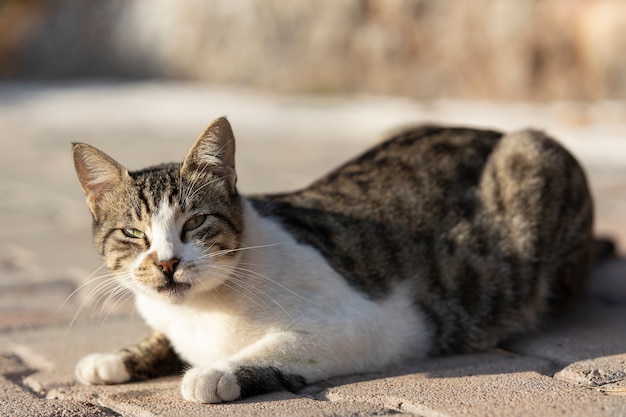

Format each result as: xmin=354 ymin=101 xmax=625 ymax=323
xmin=1 ymin=81 xmax=625 ymax=416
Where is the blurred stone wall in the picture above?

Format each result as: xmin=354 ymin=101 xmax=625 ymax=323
xmin=2 ymin=0 xmax=626 ymax=100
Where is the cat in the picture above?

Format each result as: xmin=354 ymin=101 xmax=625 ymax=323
xmin=72 ymin=117 xmax=594 ymax=404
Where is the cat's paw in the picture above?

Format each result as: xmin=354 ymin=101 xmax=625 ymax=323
xmin=181 ymin=367 xmax=241 ymax=403
xmin=75 ymin=353 xmax=131 ymax=385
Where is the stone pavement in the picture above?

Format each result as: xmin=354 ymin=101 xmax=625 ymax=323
xmin=1 ymin=81 xmax=625 ymax=416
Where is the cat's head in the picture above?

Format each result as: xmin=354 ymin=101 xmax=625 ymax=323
xmin=72 ymin=117 xmax=243 ymax=304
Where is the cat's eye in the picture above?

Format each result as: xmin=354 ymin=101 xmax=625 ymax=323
xmin=183 ymin=214 xmax=207 ymax=232
xmin=123 ymin=228 xmax=145 ymax=239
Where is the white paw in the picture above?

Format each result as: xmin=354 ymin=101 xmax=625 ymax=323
xmin=75 ymin=353 xmax=131 ymax=385
xmin=181 ymin=367 xmax=241 ymax=403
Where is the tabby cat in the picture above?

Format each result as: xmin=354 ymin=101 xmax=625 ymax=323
xmin=73 ymin=117 xmax=593 ymax=403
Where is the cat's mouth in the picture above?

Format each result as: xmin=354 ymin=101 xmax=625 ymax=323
xmin=156 ymin=281 xmax=192 ymax=296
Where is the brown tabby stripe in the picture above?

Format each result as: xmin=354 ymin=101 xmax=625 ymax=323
xmin=118 ymin=330 xmax=185 ymax=380
xmin=250 ymin=126 xmax=504 ymax=301
xmin=251 ymin=125 xmax=593 ymax=354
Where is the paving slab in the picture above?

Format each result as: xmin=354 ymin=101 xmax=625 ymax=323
xmin=505 ymin=299 xmax=626 ymax=363
xmin=0 ymin=317 xmax=149 ymax=394
xmin=51 ymin=382 xmax=407 ymax=417
xmin=0 ymin=354 xmax=119 ymax=417
xmin=1 ymin=81 xmax=626 ymax=416
xmin=0 ymin=317 xmax=413 ymax=416
xmin=2 ymin=313 xmax=624 ymax=417
xmin=502 ymin=256 xmax=626 ymax=395
xmin=556 ymin=354 xmax=626 ymax=394
xmin=0 ymin=320 xmax=410 ymax=416
xmin=320 ymin=353 xmax=626 ymax=417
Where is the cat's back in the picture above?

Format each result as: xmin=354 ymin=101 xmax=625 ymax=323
xmin=250 ymin=125 xmax=505 ymax=293
xmin=250 ymin=125 xmax=593 ymax=353
xmin=253 ymin=125 xmax=504 ymax=222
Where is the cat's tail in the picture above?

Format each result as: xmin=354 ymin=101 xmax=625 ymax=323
xmin=593 ymin=237 xmax=617 ymax=264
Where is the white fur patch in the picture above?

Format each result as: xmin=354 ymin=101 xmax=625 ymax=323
xmin=75 ymin=353 xmax=130 ymax=385
xmin=149 ymin=200 xmax=182 ymax=262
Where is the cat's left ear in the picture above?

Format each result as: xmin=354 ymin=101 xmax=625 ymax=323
xmin=72 ymin=143 xmax=130 ymax=218
xmin=182 ymin=117 xmax=237 ymax=193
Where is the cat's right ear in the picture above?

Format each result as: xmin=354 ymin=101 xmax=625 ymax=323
xmin=72 ymin=143 xmax=129 ymax=217
xmin=181 ymin=117 xmax=237 ymax=193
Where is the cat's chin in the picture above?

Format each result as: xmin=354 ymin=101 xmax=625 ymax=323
xmin=134 ymin=270 xmax=233 ymax=304
xmin=157 ymin=282 xmax=191 ymax=295
xmin=155 ymin=282 xmax=192 ymax=304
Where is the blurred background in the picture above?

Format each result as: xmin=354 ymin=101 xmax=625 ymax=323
xmin=1 ymin=0 xmax=626 ymax=326
xmin=3 ymin=0 xmax=626 ymax=100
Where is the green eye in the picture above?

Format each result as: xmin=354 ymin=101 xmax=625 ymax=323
xmin=183 ymin=214 xmax=207 ymax=232
xmin=123 ymin=228 xmax=145 ymax=239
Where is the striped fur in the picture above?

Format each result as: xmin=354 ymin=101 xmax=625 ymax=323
xmin=252 ymin=126 xmax=593 ymax=353
xmin=72 ymin=118 xmax=594 ymax=403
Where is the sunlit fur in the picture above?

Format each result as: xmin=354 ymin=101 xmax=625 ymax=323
xmin=71 ymin=118 xmax=594 ymax=403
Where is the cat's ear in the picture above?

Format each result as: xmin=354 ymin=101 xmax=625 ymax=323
xmin=182 ymin=117 xmax=237 ymax=192
xmin=72 ymin=143 xmax=130 ymax=216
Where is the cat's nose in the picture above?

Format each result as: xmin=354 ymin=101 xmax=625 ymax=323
xmin=156 ymin=258 xmax=180 ymax=279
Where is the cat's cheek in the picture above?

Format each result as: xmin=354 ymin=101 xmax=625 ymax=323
xmin=182 ymin=241 xmax=204 ymax=260
xmin=180 ymin=367 xmax=241 ymax=404
xmin=75 ymin=353 xmax=131 ymax=385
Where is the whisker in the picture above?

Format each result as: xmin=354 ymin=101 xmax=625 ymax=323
xmin=66 ymin=272 xmax=130 ymax=333
xmin=215 ymin=276 xmax=275 ymax=315
xmin=208 ymin=264 xmax=300 ymax=321
xmin=57 ymin=263 xmax=108 ymax=313
xmin=189 ymin=267 xmax=266 ymax=311
xmin=81 ymin=278 xmax=122 ymax=318
xmin=96 ymin=278 xmax=131 ymax=316
xmin=182 ymin=162 xmax=223 ymax=207
xmin=181 ymin=164 xmax=203 ymax=201
xmin=219 ymin=264 xmax=319 ymax=305
xmin=185 ymin=176 xmax=225 ymax=205
xmin=99 ymin=286 xmax=134 ymax=325
xmin=201 ymin=242 xmax=288 ymax=259
xmin=178 ymin=163 xmax=185 ymax=209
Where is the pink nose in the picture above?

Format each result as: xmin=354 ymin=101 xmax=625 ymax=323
xmin=156 ymin=258 xmax=179 ymax=277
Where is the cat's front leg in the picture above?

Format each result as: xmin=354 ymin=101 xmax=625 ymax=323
xmin=76 ymin=330 xmax=184 ymax=385
xmin=180 ymin=332 xmax=311 ymax=403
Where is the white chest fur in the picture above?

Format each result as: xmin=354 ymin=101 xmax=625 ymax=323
xmin=135 ymin=295 xmax=261 ymax=367
xmin=135 ymin=199 xmax=432 ymax=377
